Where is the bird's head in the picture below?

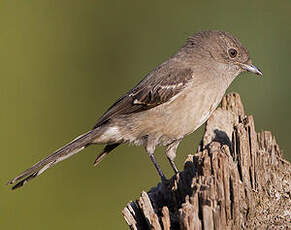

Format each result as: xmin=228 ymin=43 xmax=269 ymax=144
xmin=185 ymin=30 xmax=263 ymax=77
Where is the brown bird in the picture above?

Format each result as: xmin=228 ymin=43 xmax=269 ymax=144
xmin=8 ymin=30 xmax=262 ymax=190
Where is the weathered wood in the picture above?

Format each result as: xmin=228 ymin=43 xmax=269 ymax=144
xmin=122 ymin=92 xmax=291 ymax=230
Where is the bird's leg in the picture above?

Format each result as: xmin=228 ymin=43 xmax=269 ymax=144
xmin=168 ymin=158 xmax=179 ymax=174
xmin=148 ymin=152 xmax=166 ymax=181
xmin=145 ymin=142 xmax=166 ymax=181
xmin=166 ymin=139 xmax=182 ymax=174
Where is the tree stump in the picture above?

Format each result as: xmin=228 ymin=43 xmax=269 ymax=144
xmin=122 ymin=93 xmax=291 ymax=230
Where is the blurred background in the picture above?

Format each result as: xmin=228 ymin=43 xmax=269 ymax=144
xmin=1 ymin=0 xmax=290 ymax=229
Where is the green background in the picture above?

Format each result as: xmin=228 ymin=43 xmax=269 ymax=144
xmin=1 ymin=1 xmax=290 ymax=229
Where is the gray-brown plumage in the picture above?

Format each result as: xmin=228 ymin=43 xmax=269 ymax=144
xmin=8 ymin=30 xmax=262 ymax=190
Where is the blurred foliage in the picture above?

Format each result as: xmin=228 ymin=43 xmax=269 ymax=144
xmin=0 ymin=0 xmax=290 ymax=229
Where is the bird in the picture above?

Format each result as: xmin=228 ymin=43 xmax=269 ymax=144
xmin=8 ymin=30 xmax=262 ymax=190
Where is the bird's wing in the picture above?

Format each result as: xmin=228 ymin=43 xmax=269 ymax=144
xmin=94 ymin=65 xmax=193 ymax=128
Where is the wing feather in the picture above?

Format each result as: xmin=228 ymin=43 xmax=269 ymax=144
xmin=94 ymin=65 xmax=193 ymax=128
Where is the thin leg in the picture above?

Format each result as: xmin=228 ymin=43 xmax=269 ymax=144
xmin=166 ymin=139 xmax=182 ymax=174
xmin=145 ymin=138 xmax=167 ymax=181
xmin=168 ymin=158 xmax=179 ymax=174
xmin=148 ymin=152 xmax=166 ymax=181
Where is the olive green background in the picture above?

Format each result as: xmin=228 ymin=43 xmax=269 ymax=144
xmin=1 ymin=1 xmax=290 ymax=229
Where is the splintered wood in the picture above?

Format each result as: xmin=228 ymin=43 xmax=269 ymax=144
xmin=122 ymin=93 xmax=291 ymax=230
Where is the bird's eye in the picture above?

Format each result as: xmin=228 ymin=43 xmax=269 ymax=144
xmin=228 ymin=48 xmax=237 ymax=58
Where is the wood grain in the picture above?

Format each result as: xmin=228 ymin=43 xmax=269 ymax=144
xmin=122 ymin=93 xmax=291 ymax=230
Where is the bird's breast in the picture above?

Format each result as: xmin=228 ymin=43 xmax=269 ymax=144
xmin=114 ymin=81 xmax=226 ymax=146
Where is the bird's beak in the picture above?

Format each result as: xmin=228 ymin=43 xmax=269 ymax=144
xmin=240 ymin=63 xmax=263 ymax=76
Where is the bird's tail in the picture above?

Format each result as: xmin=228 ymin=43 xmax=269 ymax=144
xmin=8 ymin=129 xmax=99 ymax=190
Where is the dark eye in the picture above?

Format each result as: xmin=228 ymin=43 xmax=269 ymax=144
xmin=228 ymin=48 xmax=237 ymax=58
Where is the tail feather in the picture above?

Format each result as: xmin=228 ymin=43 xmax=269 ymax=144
xmin=11 ymin=173 xmax=38 ymax=190
xmin=93 ymin=143 xmax=120 ymax=167
xmin=8 ymin=129 xmax=99 ymax=190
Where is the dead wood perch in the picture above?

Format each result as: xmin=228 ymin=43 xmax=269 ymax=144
xmin=122 ymin=92 xmax=291 ymax=230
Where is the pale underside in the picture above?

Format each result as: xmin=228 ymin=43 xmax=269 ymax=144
xmin=93 ymin=70 xmax=230 ymax=147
